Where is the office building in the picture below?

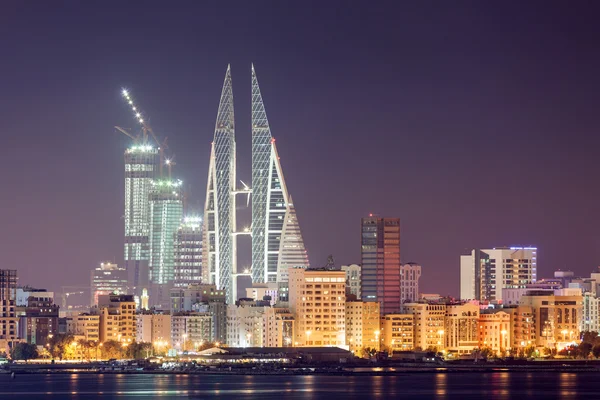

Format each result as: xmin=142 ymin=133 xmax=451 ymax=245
xmin=245 ymin=283 xmax=278 ymax=306
xmin=251 ymin=65 xmax=309 ymax=293
xmin=288 ymin=267 xmax=346 ymax=347
xmin=361 ymin=216 xmax=401 ymax=314
xmin=478 ymin=310 xmax=512 ymax=356
xmin=75 ymin=313 xmax=100 ymax=342
xmin=0 ymin=270 xmax=18 ymax=352
xmin=403 ymin=303 xmax=446 ymax=351
xmin=400 ymin=263 xmax=421 ymax=304
xmin=16 ymin=287 xmax=54 ymax=307
xmin=444 ymin=303 xmax=479 ymax=355
xmin=460 ymin=247 xmax=537 ymax=302
xmin=262 ymin=307 xmax=295 ymax=347
xmin=341 ymin=264 xmax=361 ymax=299
xmin=173 ymin=216 xmax=203 ymax=287
xmin=91 ymin=262 xmax=128 ymax=306
xmin=124 ymin=144 xmax=159 ymax=295
xmin=169 ymin=284 xmax=225 ymax=314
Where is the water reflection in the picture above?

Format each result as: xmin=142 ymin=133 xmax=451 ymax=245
xmin=435 ymin=372 xmax=447 ymax=398
xmin=559 ymin=372 xmax=577 ymax=398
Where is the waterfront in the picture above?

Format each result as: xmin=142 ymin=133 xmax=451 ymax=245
xmin=0 ymin=371 xmax=594 ymax=399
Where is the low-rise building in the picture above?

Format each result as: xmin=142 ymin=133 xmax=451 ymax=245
xmin=75 ymin=313 xmax=100 ymax=342
xmin=403 ymin=303 xmax=446 ymax=351
xmin=341 ymin=264 xmax=361 ymax=299
xmin=136 ymin=312 xmax=171 ymax=347
xmin=444 ymin=303 xmax=479 ymax=355
xmin=345 ymin=301 xmax=380 ymax=352
xmin=98 ymin=294 xmax=136 ymax=344
xmin=171 ymin=312 xmax=212 ymax=351
xmin=479 ymin=310 xmax=511 ymax=356
xmin=381 ymin=314 xmax=414 ymax=352
xmin=262 ymin=307 xmax=295 ymax=347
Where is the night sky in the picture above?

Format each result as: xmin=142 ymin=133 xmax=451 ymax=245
xmin=2 ymin=2 xmax=600 ymax=298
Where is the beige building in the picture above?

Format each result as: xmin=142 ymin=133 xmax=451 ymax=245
xmin=381 ymin=314 xmax=414 ymax=352
xmin=345 ymin=301 xmax=380 ymax=352
xmin=341 ymin=264 xmax=361 ymax=299
xmin=136 ymin=312 xmax=171 ymax=347
xmin=479 ymin=311 xmax=511 ymax=355
xmin=520 ymin=290 xmax=582 ymax=349
xmin=444 ymin=303 xmax=479 ymax=355
xmin=75 ymin=313 xmax=100 ymax=342
xmin=98 ymin=294 xmax=136 ymax=343
xmin=289 ymin=268 xmax=346 ymax=346
xmin=400 ymin=263 xmax=421 ymax=303
xmin=262 ymin=307 xmax=295 ymax=347
xmin=171 ymin=312 xmax=212 ymax=351
xmin=403 ymin=303 xmax=446 ymax=351
xmin=505 ymin=305 xmax=535 ymax=349
xmin=227 ymin=300 xmax=267 ymax=347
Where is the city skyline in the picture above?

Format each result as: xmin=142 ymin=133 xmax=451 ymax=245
xmin=2 ymin=2 xmax=600 ymax=297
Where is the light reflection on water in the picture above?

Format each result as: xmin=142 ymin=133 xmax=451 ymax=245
xmin=0 ymin=371 xmax=592 ymax=399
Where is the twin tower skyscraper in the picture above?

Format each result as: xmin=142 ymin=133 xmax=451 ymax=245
xmin=203 ymin=65 xmax=310 ymax=304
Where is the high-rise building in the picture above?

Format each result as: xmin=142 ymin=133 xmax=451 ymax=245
xmin=251 ymin=65 xmax=310 ymax=290
xmin=460 ymin=247 xmax=537 ymax=302
xmin=124 ymin=144 xmax=159 ymax=294
xmin=341 ymin=264 xmax=361 ymax=299
xmin=288 ymin=267 xmax=346 ymax=347
xmin=148 ymin=178 xmax=183 ymax=308
xmin=0 ymin=270 xmax=18 ymax=350
xmin=173 ymin=216 xmax=203 ymax=287
xmin=400 ymin=263 xmax=421 ymax=304
xmin=203 ymin=66 xmax=237 ymax=305
xmin=361 ymin=217 xmax=401 ymax=314
xmin=91 ymin=262 xmax=128 ymax=306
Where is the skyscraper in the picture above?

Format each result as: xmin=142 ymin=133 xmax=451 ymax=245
xmin=124 ymin=144 xmax=159 ymax=294
xmin=460 ymin=247 xmax=537 ymax=302
xmin=361 ymin=216 xmax=401 ymax=314
xmin=0 ymin=270 xmax=18 ymax=346
xmin=251 ymin=65 xmax=309 ymax=289
xmin=173 ymin=216 xmax=203 ymax=287
xmin=148 ymin=178 xmax=183 ymax=307
xmin=91 ymin=262 xmax=128 ymax=306
xmin=203 ymin=66 xmax=237 ymax=304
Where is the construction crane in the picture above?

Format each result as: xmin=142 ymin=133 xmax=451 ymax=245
xmin=165 ymin=156 xmax=176 ymax=179
xmin=60 ymin=286 xmax=88 ymax=309
xmin=119 ymin=88 xmax=172 ymax=177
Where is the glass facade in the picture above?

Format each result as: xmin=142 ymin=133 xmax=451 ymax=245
xmin=173 ymin=216 xmax=203 ymax=287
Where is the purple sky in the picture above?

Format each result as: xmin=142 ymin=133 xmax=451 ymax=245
xmin=1 ymin=2 xmax=600 ymax=297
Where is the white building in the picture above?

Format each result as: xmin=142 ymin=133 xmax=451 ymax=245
xmin=136 ymin=312 xmax=172 ymax=347
xmin=226 ymin=300 xmax=268 ymax=347
xmin=400 ymin=263 xmax=421 ymax=303
xmin=171 ymin=312 xmax=213 ymax=351
xmin=582 ymin=292 xmax=600 ymax=333
xmin=262 ymin=307 xmax=295 ymax=347
xmin=341 ymin=264 xmax=361 ymax=299
xmin=460 ymin=247 xmax=537 ymax=302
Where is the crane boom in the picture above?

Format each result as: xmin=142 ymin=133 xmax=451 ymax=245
xmin=114 ymin=126 xmax=137 ymax=141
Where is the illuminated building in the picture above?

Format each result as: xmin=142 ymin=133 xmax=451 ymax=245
xmin=478 ymin=310 xmax=511 ymax=356
xmin=460 ymin=247 xmax=537 ymax=302
xmin=98 ymin=294 xmax=136 ymax=343
xmin=171 ymin=312 xmax=212 ymax=350
xmin=582 ymin=292 xmax=600 ymax=333
xmin=203 ymin=66 xmax=238 ymax=305
xmin=148 ymin=178 xmax=183 ymax=308
xmin=245 ymin=283 xmax=278 ymax=306
xmin=288 ymin=267 xmax=346 ymax=347
xmin=75 ymin=314 xmax=100 ymax=342
xmin=341 ymin=264 xmax=361 ymax=299
xmin=444 ymin=303 xmax=479 ymax=355
xmin=382 ymin=314 xmax=414 ymax=352
xmin=124 ymin=144 xmax=159 ymax=294
xmin=0 ymin=270 xmax=18 ymax=351
xmin=345 ymin=301 xmax=380 ymax=352
xmin=226 ymin=299 xmax=269 ymax=347
xmin=400 ymin=263 xmax=421 ymax=304
xmin=262 ymin=307 xmax=295 ymax=347
xmin=361 ymin=217 xmax=401 ymax=314
xmin=136 ymin=312 xmax=171 ymax=347
xmin=251 ymin=65 xmax=309 ymax=294
xmin=174 ymin=216 xmax=203 ymax=287
xmin=505 ymin=305 xmax=535 ymax=349
xmin=520 ymin=290 xmax=582 ymax=349
xmin=90 ymin=262 xmax=128 ymax=307
xmin=403 ymin=303 xmax=446 ymax=351
xmin=169 ymin=284 xmax=225 ymax=314
xmin=17 ymin=290 xmax=59 ymax=346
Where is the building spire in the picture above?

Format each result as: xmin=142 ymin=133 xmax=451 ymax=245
xmin=215 ymin=64 xmax=235 ymax=135
xmin=251 ymin=63 xmax=270 ymax=134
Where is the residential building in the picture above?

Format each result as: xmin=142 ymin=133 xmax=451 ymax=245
xmin=91 ymin=262 xmax=128 ymax=306
xmin=226 ymin=299 xmax=270 ymax=347
xmin=341 ymin=264 xmax=361 ymax=299
xmin=582 ymin=292 xmax=600 ymax=333
xmin=169 ymin=284 xmax=225 ymax=314
xmin=505 ymin=305 xmax=535 ymax=349
xmin=16 ymin=287 xmax=54 ymax=307
xmin=98 ymin=294 xmax=136 ymax=343
xmin=400 ymin=263 xmax=421 ymax=304
xmin=403 ymin=303 xmax=446 ymax=351
xmin=444 ymin=303 xmax=479 ymax=355
xmin=460 ymin=247 xmax=537 ymax=302
xmin=173 ymin=216 xmax=203 ymax=287
xmin=479 ymin=310 xmax=511 ymax=356
xmin=382 ymin=314 xmax=414 ymax=352
xmin=75 ymin=313 xmax=100 ymax=342
xmin=345 ymin=301 xmax=380 ymax=352
xmin=245 ymin=283 xmax=278 ymax=306
xmin=17 ymin=291 xmax=59 ymax=346
xmin=361 ymin=216 xmax=401 ymax=314
xmin=172 ymin=312 xmax=213 ymax=351
xmin=288 ymin=267 xmax=346 ymax=347
xmin=262 ymin=307 xmax=295 ymax=347
xmin=124 ymin=143 xmax=159 ymax=296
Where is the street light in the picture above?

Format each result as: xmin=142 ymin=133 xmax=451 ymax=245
xmin=306 ymin=330 xmax=312 ymax=346
xmin=375 ymin=330 xmax=381 ymax=351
